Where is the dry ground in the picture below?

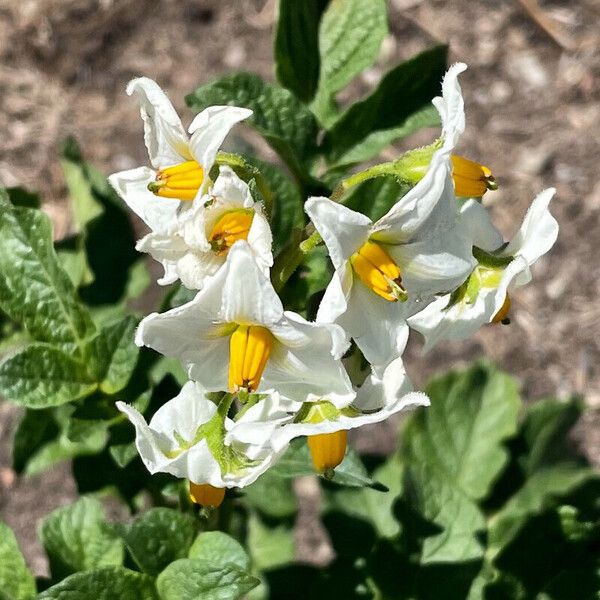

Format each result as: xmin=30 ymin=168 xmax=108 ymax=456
xmin=0 ymin=0 xmax=599 ymax=573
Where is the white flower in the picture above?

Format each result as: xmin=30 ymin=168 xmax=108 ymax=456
xmin=306 ymin=152 xmax=474 ymax=366
xmin=116 ymin=381 xmax=286 ymax=488
xmin=109 ymin=77 xmax=251 ymax=236
xmin=408 ymin=188 xmax=558 ymax=351
xmin=136 ymin=241 xmax=355 ymax=407
xmin=262 ymin=356 xmax=429 ymax=453
xmin=135 ymin=166 xmax=272 ymax=288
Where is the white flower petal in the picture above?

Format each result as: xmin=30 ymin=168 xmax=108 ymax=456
xmin=502 ymin=187 xmax=558 ymax=266
xmin=188 ymin=106 xmax=253 ymax=185
xmin=432 ymin=62 xmax=467 ymax=149
xmin=127 ymin=77 xmax=191 ymax=169
xmin=315 ymin=267 xmax=352 ymax=326
xmin=337 ymin=282 xmax=414 ymax=366
xmin=211 ymin=166 xmax=255 ymax=208
xmin=218 ymin=241 xmax=283 ymax=325
xmin=108 ymin=167 xmax=180 ymax=234
xmin=266 ymin=313 xmax=354 ymax=407
xmin=408 ymin=257 xmax=528 ymax=352
xmin=305 ymin=197 xmax=372 ymax=272
xmin=459 ymin=198 xmax=504 ymax=251
xmin=371 ymin=154 xmax=452 ymax=243
xmin=136 ymin=232 xmax=189 ymax=286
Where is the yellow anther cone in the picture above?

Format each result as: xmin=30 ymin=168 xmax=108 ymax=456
xmin=350 ymin=241 xmax=405 ymax=302
xmin=209 ymin=210 xmax=254 ymax=255
xmin=189 ymin=482 xmax=225 ymax=508
xmin=492 ymin=294 xmax=511 ymax=325
xmin=451 ymin=155 xmax=496 ymax=198
xmin=308 ymin=430 xmax=348 ymax=475
xmin=228 ymin=325 xmax=273 ymax=392
xmin=149 ymin=160 xmax=204 ymax=200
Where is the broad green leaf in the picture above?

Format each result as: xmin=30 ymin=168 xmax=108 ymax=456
xmin=85 ymin=316 xmax=139 ymax=394
xmin=325 ymin=45 xmax=448 ymax=162
xmin=37 ymin=567 xmax=157 ymax=600
xmin=341 ymin=175 xmax=409 ymax=222
xmin=0 ymin=521 xmax=36 ymax=600
xmin=13 ymin=407 xmax=107 ymax=475
xmin=156 ymin=558 xmax=259 ymax=600
xmin=242 ymin=156 xmax=305 ymax=256
xmin=326 ymin=452 xmax=404 ymax=538
xmin=520 ymin=397 xmax=584 ymax=474
xmin=488 ymin=465 xmax=599 ymax=555
xmin=0 ymin=344 xmax=96 ymax=408
xmin=331 ymin=104 xmax=441 ymax=168
xmin=188 ymin=531 xmax=249 ymax=571
xmin=405 ymin=362 xmax=520 ymax=502
xmin=57 ymin=248 xmax=94 ymax=288
xmin=405 ymin=461 xmax=486 ymax=563
xmin=274 ymin=0 xmax=328 ymax=102
xmin=0 ymin=189 xmax=95 ymax=349
xmin=6 ymin=186 xmax=40 ymax=209
xmin=537 ymin=568 xmax=600 ymax=600
xmin=247 ymin=512 xmax=295 ymax=571
xmin=61 ymin=139 xmax=139 ymax=306
xmin=270 ymin=439 xmax=386 ymax=490
xmin=109 ymin=442 xmax=139 ymax=469
xmin=122 ymin=508 xmax=197 ymax=576
xmin=313 ymin=0 xmax=387 ymax=124
xmin=186 ymin=73 xmax=319 ymax=183
xmin=244 ymin=470 xmax=297 ymax=519
xmin=61 ymin=156 xmax=104 ymax=231
xmin=41 ymin=497 xmax=124 ymax=580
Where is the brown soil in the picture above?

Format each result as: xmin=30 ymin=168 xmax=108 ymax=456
xmin=0 ymin=0 xmax=599 ymax=573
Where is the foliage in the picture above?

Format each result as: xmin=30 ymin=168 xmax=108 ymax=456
xmin=0 ymin=2 xmax=584 ymax=600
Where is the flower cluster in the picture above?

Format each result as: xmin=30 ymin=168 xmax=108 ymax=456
xmin=110 ymin=64 xmax=558 ymax=507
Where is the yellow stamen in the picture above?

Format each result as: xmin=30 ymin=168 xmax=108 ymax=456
xmin=350 ymin=240 xmax=406 ymax=302
xmin=308 ymin=430 xmax=347 ymax=475
xmin=189 ymin=482 xmax=225 ymax=508
xmin=451 ymin=155 xmax=497 ymax=197
xmin=228 ymin=325 xmax=273 ymax=392
xmin=492 ymin=294 xmax=511 ymax=325
xmin=208 ymin=210 xmax=254 ymax=255
xmin=148 ymin=160 xmax=204 ymax=201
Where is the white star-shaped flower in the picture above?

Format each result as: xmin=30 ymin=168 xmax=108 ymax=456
xmin=136 ymin=241 xmax=355 ymax=407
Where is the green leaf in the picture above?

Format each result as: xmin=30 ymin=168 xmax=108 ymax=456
xmin=341 ymin=174 xmax=409 ymax=222
xmin=86 ymin=316 xmax=139 ymax=394
xmin=188 ymin=532 xmax=250 ymax=571
xmin=242 ymin=156 xmax=305 ymax=256
xmin=331 ymin=104 xmax=441 ymax=168
xmin=40 ymin=497 xmax=124 ymax=580
xmin=326 ymin=452 xmax=404 ymax=538
xmin=520 ymin=397 xmax=584 ymax=474
xmin=38 ymin=567 xmax=157 ymax=600
xmin=270 ymin=439 xmax=386 ymax=490
xmin=274 ymin=0 xmax=328 ymax=102
xmin=0 ymin=521 xmax=36 ymax=600
xmin=61 ymin=156 xmax=104 ymax=231
xmin=186 ymin=73 xmax=319 ymax=184
xmin=247 ymin=512 xmax=295 ymax=571
xmin=122 ymin=508 xmax=197 ymax=576
xmin=0 ymin=189 xmax=95 ymax=349
xmin=244 ymin=470 xmax=298 ymax=519
xmin=405 ymin=362 xmax=520 ymax=502
xmin=488 ymin=465 xmax=599 ymax=555
xmin=325 ymin=45 xmax=448 ymax=162
xmin=6 ymin=187 xmax=40 ymax=209
xmin=13 ymin=407 xmax=107 ymax=475
xmin=0 ymin=344 xmax=96 ymax=408
xmin=61 ymin=139 xmax=139 ymax=306
xmin=156 ymin=558 xmax=259 ymax=600
xmin=405 ymin=460 xmax=486 ymax=563
xmin=313 ymin=0 xmax=388 ymax=124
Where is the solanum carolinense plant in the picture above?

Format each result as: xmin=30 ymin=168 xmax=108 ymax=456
xmin=0 ymin=2 xmax=598 ymax=600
